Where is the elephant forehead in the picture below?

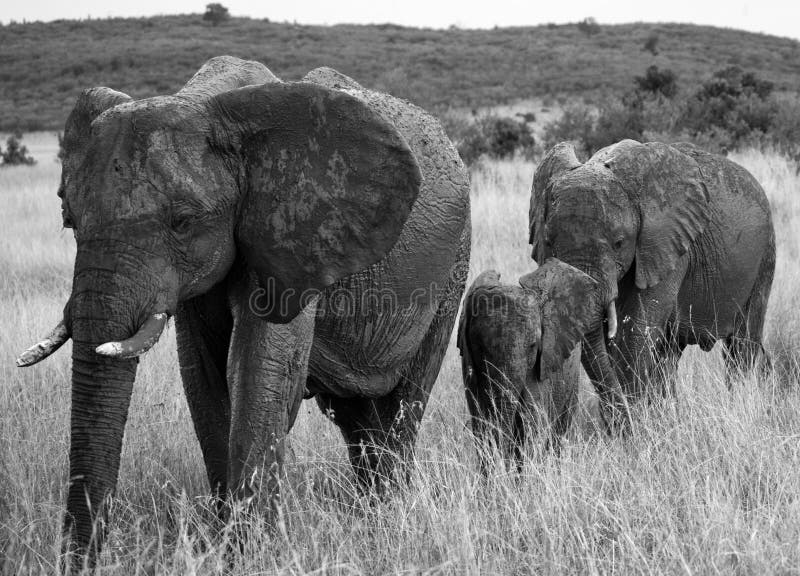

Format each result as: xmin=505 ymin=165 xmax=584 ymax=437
xmin=551 ymin=175 xmax=631 ymax=224
xmin=551 ymin=187 xmax=609 ymax=223
xmin=470 ymin=286 xmax=538 ymax=323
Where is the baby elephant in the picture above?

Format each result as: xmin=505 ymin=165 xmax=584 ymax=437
xmin=457 ymin=258 xmax=598 ymax=468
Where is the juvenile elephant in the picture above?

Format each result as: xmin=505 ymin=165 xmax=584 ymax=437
xmin=457 ymin=259 xmax=598 ymax=468
xmin=530 ymin=140 xmax=775 ymax=429
xmin=17 ymin=56 xmax=470 ymax=566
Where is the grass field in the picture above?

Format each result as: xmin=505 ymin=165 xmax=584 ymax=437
xmin=2 ymin=135 xmax=800 ymax=574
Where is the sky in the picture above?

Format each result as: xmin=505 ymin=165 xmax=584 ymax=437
xmin=4 ymin=0 xmax=800 ymax=41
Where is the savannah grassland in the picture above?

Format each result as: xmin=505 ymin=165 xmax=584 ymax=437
xmin=2 ymin=134 xmax=800 ymax=575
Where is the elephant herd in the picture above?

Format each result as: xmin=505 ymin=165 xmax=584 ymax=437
xmin=16 ymin=56 xmax=775 ymax=569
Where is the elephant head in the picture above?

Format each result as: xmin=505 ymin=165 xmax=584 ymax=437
xmin=529 ymin=140 xmax=710 ymax=419
xmin=16 ymin=57 xmax=421 ymax=563
xmin=458 ymin=258 xmax=598 ymax=462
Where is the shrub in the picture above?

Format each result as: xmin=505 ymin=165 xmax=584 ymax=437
xmin=0 ymin=132 xmax=36 ymax=167
xmin=643 ymin=34 xmax=659 ymax=56
xmin=203 ymin=3 xmax=230 ymax=26
xmin=541 ymin=65 xmax=794 ymax=160
xmin=681 ymin=66 xmax=777 ymax=151
xmin=483 ymin=116 xmax=535 ymax=159
xmin=543 ymin=96 xmax=650 ymax=159
xmin=768 ymin=95 xmax=800 ymax=169
xmin=542 ymin=104 xmax=596 ymax=160
xmin=588 ymin=98 xmax=645 ymax=153
xmin=635 ymin=66 xmax=677 ymax=99
xmin=577 ymin=17 xmax=601 ymax=36
xmin=440 ymin=112 xmax=535 ymax=166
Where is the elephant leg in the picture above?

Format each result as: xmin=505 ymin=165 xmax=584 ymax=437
xmin=321 ymin=275 xmax=467 ymax=489
xmin=318 ymin=223 xmax=468 ymax=489
xmin=610 ymin=325 xmax=672 ymax=400
xmin=647 ymin=333 xmax=684 ymax=400
xmin=226 ymin=284 xmax=316 ymax=510
xmin=582 ymin=324 xmax=632 ymax=434
xmin=317 ymin=300 xmax=457 ymax=489
xmin=611 ymin=279 xmax=685 ymax=400
xmin=175 ymin=282 xmax=233 ymax=502
xmin=544 ymin=378 xmax=578 ymax=456
xmin=724 ymin=253 xmax=774 ymax=382
xmin=465 ymin=375 xmax=499 ymax=475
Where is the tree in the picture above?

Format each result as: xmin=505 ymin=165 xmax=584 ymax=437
xmin=643 ymin=34 xmax=659 ymax=56
xmin=577 ymin=17 xmax=601 ymax=36
xmin=635 ymin=65 xmax=678 ymax=99
xmin=0 ymin=132 xmax=36 ymax=167
xmin=203 ymin=3 xmax=230 ymax=26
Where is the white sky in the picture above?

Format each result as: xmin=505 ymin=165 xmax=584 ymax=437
xmin=4 ymin=0 xmax=800 ymax=41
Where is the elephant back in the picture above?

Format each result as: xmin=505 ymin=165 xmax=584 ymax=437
xmin=306 ymin=69 xmax=471 ymax=386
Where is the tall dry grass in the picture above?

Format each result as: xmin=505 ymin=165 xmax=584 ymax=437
xmin=2 ymin=138 xmax=800 ymax=574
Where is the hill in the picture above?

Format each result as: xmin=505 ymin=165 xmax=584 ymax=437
xmin=2 ymin=15 xmax=800 ymax=131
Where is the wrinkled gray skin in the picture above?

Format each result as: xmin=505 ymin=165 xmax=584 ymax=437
xmin=457 ymin=259 xmax=598 ymax=469
xmin=20 ymin=56 xmax=470 ymax=568
xmin=530 ymin=140 xmax=775 ymax=430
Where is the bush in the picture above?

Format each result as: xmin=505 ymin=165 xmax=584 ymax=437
xmin=588 ymin=98 xmax=645 ymax=153
xmin=541 ymin=104 xmax=596 ymax=160
xmin=577 ymin=17 xmax=601 ymax=36
xmin=681 ymin=66 xmax=777 ymax=151
xmin=543 ymin=96 xmax=651 ymax=159
xmin=0 ymin=132 xmax=36 ymax=167
xmin=768 ymin=96 xmax=800 ymax=169
xmin=440 ymin=113 xmax=535 ymax=166
xmin=635 ymin=66 xmax=677 ymax=99
xmin=643 ymin=34 xmax=659 ymax=56
xmin=541 ymin=65 xmax=794 ymax=160
xmin=203 ymin=3 xmax=230 ymax=26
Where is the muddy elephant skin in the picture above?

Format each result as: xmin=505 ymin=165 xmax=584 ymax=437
xmin=458 ymin=259 xmax=598 ymax=468
xmin=530 ymin=140 xmax=775 ymax=431
xmin=18 ymin=56 xmax=470 ymax=568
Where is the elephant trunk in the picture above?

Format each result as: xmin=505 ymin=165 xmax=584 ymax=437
xmin=554 ymin=255 xmax=619 ymax=341
xmin=553 ymin=256 xmax=630 ymax=432
xmin=65 ymin=335 xmax=137 ymax=567
xmin=582 ymin=323 xmax=631 ymax=434
xmin=62 ymin=254 xmax=164 ymax=568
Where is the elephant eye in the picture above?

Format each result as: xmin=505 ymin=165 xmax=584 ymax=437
xmin=170 ymin=211 xmax=195 ymax=234
xmin=613 ymin=238 xmax=624 ymax=250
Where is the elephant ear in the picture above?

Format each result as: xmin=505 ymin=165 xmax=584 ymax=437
xmin=458 ymin=271 xmax=503 ymax=389
xmin=601 ymin=141 xmax=711 ymax=290
xmin=177 ymin=55 xmax=279 ymax=99
xmin=62 ymin=87 xmax=131 ymax=161
xmin=303 ymin=67 xmax=364 ymax=91
xmin=529 ymin=143 xmax=581 ymax=263
xmin=520 ymin=258 xmax=597 ymax=380
xmin=59 ymin=88 xmax=132 ymax=208
xmin=210 ymin=81 xmax=422 ymax=322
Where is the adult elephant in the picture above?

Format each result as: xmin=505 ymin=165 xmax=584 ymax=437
xmin=17 ymin=56 xmax=470 ymax=567
xmin=530 ymin=139 xmax=775 ymax=429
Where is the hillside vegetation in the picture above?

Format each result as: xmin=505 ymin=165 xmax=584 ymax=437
xmin=2 ymin=15 xmax=800 ymax=130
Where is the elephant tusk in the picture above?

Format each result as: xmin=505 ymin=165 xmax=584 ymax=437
xmin=606 ymin=301 xmax=618 ymax=340
xmin=96 ymin=313 xmax=169 ymax=359
xmin=16 ymin=320 xmax=71 ymax=367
